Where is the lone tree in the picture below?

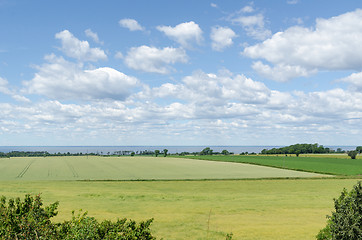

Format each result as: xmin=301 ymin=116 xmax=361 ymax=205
xmin=163 ymin=149 xmax=168 ymax=157
xmin=221 ymin=150 xmax=229 ymax=155
xmin=155 ymin=150 xmax=160 ymax=157
xmin=200 ymin=147 xmax=213 ymax=155
xmin=317 ymin=181 xmax=362 ymax=240
xmin=348 ymin=150 xmax=358 ymax=159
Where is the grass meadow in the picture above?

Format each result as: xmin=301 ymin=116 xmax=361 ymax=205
xmin=0 ymin=155 xmax=361 ymax=239
xmin=182 ymin=154 xmax=362 ymax=176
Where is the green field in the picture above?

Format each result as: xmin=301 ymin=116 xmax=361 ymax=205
xmin=0 ymin=156 xmax=327 ymax=180
xmin=0 ymin=179 xmax=360 ymax=240
xmin=0 ymin=155 xmax=360 ymax=239
xmin=181 ymin=155 xmax=362 ymax=176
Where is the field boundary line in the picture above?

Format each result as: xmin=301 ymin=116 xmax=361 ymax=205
xmin=16 ymin=159 xmax=36 ymax=178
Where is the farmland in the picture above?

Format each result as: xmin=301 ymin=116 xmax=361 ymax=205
xmin=0 ymin=155 xmax=361 ymax=239
xmin=0 ymin=156 xmax=327 ymax=180
xmin=0 ymin=179 xmax=360 ymax=240
xmin=182 ymin=154 xmax=362 ymax=176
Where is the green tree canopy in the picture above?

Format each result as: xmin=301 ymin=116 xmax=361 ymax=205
xmin=317 ymin=182 xmax=362 ymax=240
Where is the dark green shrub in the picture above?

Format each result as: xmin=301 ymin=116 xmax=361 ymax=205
xmin=59 ymin=210 xmax=155 ymax=240
xmin=348 ymin=150 xmax=358 ymax=159
xmin=317 ymin=181 xmax=362 ymax=240
xmin=0 ymin=194 xmax=156 ymax=240
xmin=0 ymin=194 xmax=59 ymax=240
xmin=58 ymin=210 xmax=100 ymax=240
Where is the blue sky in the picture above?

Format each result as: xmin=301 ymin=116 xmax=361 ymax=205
xmin=1 ymin=0 xmax=362 ymax=146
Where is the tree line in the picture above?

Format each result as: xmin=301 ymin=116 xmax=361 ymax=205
xmin=261 ymin=144 xmax=362 ymax=156
xmin=0 ymin=150 xmax=170 ymax=158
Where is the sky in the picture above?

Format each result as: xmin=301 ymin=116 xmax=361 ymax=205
xmin=1 ymin=0 xmax=362 ymax=146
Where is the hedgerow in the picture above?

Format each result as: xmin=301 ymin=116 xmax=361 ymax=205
xmin=0 ymin=194 xmax=155 ymax=240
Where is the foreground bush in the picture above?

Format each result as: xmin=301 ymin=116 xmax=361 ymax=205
xmin=317 ymin=181 xmax=362 ymax=240
xmin=0 ymin=194 xmax=155 ymax=240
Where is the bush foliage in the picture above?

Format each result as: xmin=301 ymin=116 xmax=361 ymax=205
xmin=317 ymin=181 xmax=362 ymax=240
xmin=0 ymin=194 xmax=155 ymax=240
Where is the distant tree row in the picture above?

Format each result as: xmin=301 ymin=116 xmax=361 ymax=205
xmin=0 ymin=151 xmax=98 ymax=158
xmin=261 ymin=144 xmax=362 ymax=157
xmin=0 ymin=150 xmax=170 ymax=158
xmin=261 ymin=143 xmax=333 ymax=155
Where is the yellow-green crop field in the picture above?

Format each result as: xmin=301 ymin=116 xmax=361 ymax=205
xmin=0 ymin=156 xmax=327 ymax=180
xmin=0 ymin=179 xmax=360 ymax=240
xmin=0 ymin=156 xmax=360 ymax=239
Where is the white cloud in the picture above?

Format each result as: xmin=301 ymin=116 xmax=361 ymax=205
xmin=85 ymin=29 xmax=103 ymax=44
xmin=24 ymin=54 xmax=139 ymax=101
xmin=252 ymin=61 xmax=315 ymax=82
xmin=232 ymin=13 xmax=271 ymax=40
xmin=0 ymin=77 xmax=11 ymax=94
xmin=55 ymin=30 xmax=107 ymax=62
xmin=119 ymin=18 xmax=144 ymax=31
xmin=114 ymin=51 xmax=123 ymax=59
xmin=0 ymin=77 xmax=30 ymax=102
xmin=2 ymin=67 xmax=362 ymax=145
xmin=139 ymin=70 xmax=271 ymax=106
xmin=157 ymin=21 xmax=203 ymax=48
xmin=241 ymin=5 xmax=254 ymax=13
xmin=244 ymin=9 xmax=362 ymax=81
xmin=210 ymin=26 xmax=237 ymax=51
xmin=124 ymin=45 xmax=188 ymax=74
xmin=210 ymin=3 xmax=217 ymax=8
xmin=287 ymin=0 xmax=299 ymax=4
xmin=339 ymin=72 xmax=362 ymax=91
xmin=12 ymin=94 xmax=31 ymax=103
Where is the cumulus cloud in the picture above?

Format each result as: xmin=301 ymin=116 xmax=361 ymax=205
xmin=2 ymin=67 xmax=362 ymax=145
xmin=252 ymin=61 xmax=316 ymax=82
xmin=339 ymin=72 xmax=362 ymax=91
xmin=210 ymin=26 xmax=237 ymax=51
xmin=24 ymin=54 xmax=139 ymax=101
xmin=157 ymin=21 xmax=203 ymax=48
xmin=119 ymin=18 xmax=144 ymax=31
xmin=55 ymin=30 xmax=107 ymax=62
xmin=138 ymin=70 xmax=271 ymax=106
xmin=85 ymin=29 xmax=103 ymax=44
xmin=231 ymin=12 xmax=271 ymax=40
xmin=244 ymin=9 xmax=362 ymax=81
xmin=124 ymin=45 xmax=188 ymax=74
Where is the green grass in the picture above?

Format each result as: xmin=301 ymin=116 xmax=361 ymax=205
xmin=0 ymin=179 xmax=360 ymax=240
xmin=0 ymin=156 xmax=327 ymax=181
xmin=0 ymin=155 xmax=357 ymax=239
xmin=180 ymin=155 xmax=362 ymax=176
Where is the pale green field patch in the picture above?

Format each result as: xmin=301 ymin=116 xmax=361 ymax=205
xmin=0 ymin=156 xmax=328 ymax=181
